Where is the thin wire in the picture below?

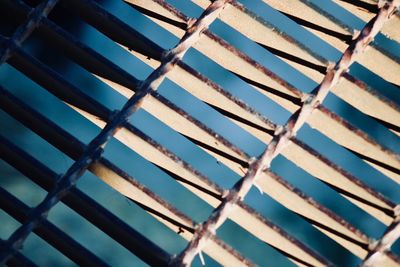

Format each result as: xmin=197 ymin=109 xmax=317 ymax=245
xmin=171 ymin=0 xmax=400 ymax=265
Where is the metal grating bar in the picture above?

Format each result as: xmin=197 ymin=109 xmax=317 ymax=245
xmin=0 ymin=0 xmax=233 ymax=263
xmin=362 ymin=209 xmax=400 ymax=266
xmin=54 ymin=0 xmax=397 ymax=227
xmin=171 ymin=0 xmax=400 ymax=265
xmin=125 ymin=0 xmax=400 ymax=184
xmin=0 ymin=0 xmax=398 ymax=266
xmin=261 ymin=0 xmax=400 ymax=87
xmin=0 ymin=86 xmax=254 ymax=266
xmin=0 ymin=133 xmax=172 ymax=266
xmin=332 ymin=0 xmax=400 ymax=43
xmin=0 ymin=7 xmax=383 ymax=261
xmin=1 ymin=47 xmax=330 ymax=265
xmin=0 ymin=2 xmax=365 ymax=264
xmin=0 ymin=0 xmax=58 ymax=64
xmin=0 ymin=240 xmax=37 ymax=267
xmin=191 ymin=0 xmax=400 ymax=136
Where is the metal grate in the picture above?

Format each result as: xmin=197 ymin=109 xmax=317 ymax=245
xmin=0 ymin=0 xmax=399 ymax=266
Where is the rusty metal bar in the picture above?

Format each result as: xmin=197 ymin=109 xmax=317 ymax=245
xmin=0 ymin=0 xmax=58 ymax=64
xmin=0 ymin=181 xmax=110 ymax=267
xmin=0 ymin=135 xmax=172 ymax=266
xmin=260 ymin=0 xmax=400 ymax=87
xmin=3 ymin=0 xmax=397 ymax=261
xmin=0 ymin=0 xmax=230 ymax=263
xmin=362 ymin=208 xmax=400 ymax=266
xmin=191 ymin=0 xmax=400 ymax=137
xmin=172 ymin=0 xmax=400 ymax=265
xmin=332 ymin=0 xmax=400 ymax=43
xmin=1 ymin=26 xmax=368 ymax=264
xmin=0 ymin=86 xmax=254 ymax=267
xmin=0 ymin=34 xmax=336 ymax=264
xmin=51 ymin=0 xmax=397 ymax=227
xmin=125 ymin=0 xmax=400 ymax=184
xmin=4 ymin=45 xmax=331 ymax=266
xmin=0 ymin=0 xmax=398 ymax=265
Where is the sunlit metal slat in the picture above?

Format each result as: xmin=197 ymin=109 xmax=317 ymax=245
xmin=331 ymin=0 xmax=400 ymax=43
xmin=3 ymin=10 xmax=390 ymax=261
xmin=260 ymin=0 xmax=400 ymax=87
xmin=0 ymin=87 xmax=253 ymax=267
xmin=0 ymin=135 xmax=172 ymax=267
xmin=191 ymin=0 xmax=400 ymax=137
xmin=125 ymin=0 xmax=400 ymax=184
xmin=52 ymin=0 xmax=398 ymax=228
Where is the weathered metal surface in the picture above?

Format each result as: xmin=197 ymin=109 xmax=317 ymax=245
xmin=0 ymin=87 xmax=254 ymax=267
xmin=331 ymin=0 xmax=400 ymax=48
xmin=0 ymin=36 xmax=331 ymax=266
xmin=171 ymin=0 xmax=400 ymax=265
xmin=0 ymin=0 xmax=237 ymax=264
xmin=0 ymin=0 xmax=59 ymax=65
xmin=126 ymin=0 xmax=400 ymax=184
xmin=1 ymin=8 xmax=386 ymax=263
xmin=0 ymin=0 xmax=399 ymax=266
xmin=260 ymin=0 xmax=400 ymax=87
xmin=0 ymin=134 xmax=172 ymax=266
xmin=0 ymin=240 xmax=37 ymax=267
xmin=57 ymin=0 xmax=397 ymax=229
xmin=192 ymin=0 xmax=400 ymax=137
xmin=0 ymin=0 xmax=377 ymax=258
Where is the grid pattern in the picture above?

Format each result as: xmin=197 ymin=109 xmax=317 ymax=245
xmin=0 ymin=0 xmax=399 ymax=266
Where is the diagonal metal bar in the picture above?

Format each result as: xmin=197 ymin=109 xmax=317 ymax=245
xmin=4 ymin=0 xmax=397 ymax=260
xmin=0 ymin=0 xmax=230 ymax=264
xmin=0 ymin=0 xmax=58 ymax=65
xmin=191 ymin=0 xmax=400 ymax=136
xmin=7 ymin=47 xmax=330 ymax=266
xmin=1 ymin=0 xmax=398 ymax=265
xmin=362 ymin=207 xmax=400 ymax=266
xmin=260 ymin=0 xmax=400 ymax=87
xmin=52 ymin=0 xmax=396 ymax=226
xmin=332 ymin=0 xmax=400 ymax=43
xmin=126 ymin=0 xmax=400 ymax=184
xmin=0 ymin=86 xmax=254 ymax=267
xmin=171 ymin=1 xmax=400 ymax=265
xmin=0 ymin=135 xmax=172 ymax=266
xmin=0 ymin=21 xmax=366 ymax=262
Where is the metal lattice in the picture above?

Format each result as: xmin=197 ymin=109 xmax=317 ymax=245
xmin=0 ymin=0 xmax=399 ymax=266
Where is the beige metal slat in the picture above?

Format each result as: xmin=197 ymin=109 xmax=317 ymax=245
xmin=332 ymin=0 xmax=400 ymax=43
xmin=125 ymin=0 xmax=400 ymax=184
xmin=11 ymin=9 xmax=397 ymax=258
xmin=7 ymin=37 xmax=328 ymax=265
xmin=254 ymin=172 xmax=400 ymax=267
xmin=257 ymin=172 xmax=369 ymax=259
xmin=100 ymin=2 xmax=396 ymax=225
xmin=95 ymin=75 xmax=247 ymax=175
xmin=91 ymin=160 xmax=253 ymax=267
xmin=260 ymin=0 xmax=400 ymax=87
xmin=97 ymin=58 xmax=395 ymax=226
xmin=0 ymin=87 xmax=251 ymax=267
xmin=192 ymin=0 xmax=400 ymax=137
xmin=69 ymin=105 xmax=329 ymax=267
xmin=82 ymin=77 xmax=384 ymax=260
